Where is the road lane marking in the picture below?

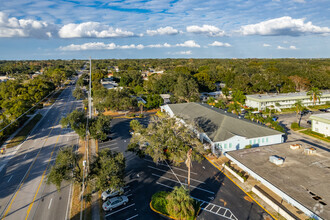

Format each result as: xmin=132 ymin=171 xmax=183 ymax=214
xmin=7 ymin=175 xmax=13 ymax=183
xmin=1 ymin=124 xmax=56 ymax=219
xmin=65 ymin=181 xmax=73 ymax=220
xmin=148 ymin=166 xmax=205 ymax=184
xmin=152 ymin=173 xmax=214 ymax=194
xmin=48 ymin=198 xmax=53 ymax=210
xmin=126 ymin=214 xmax=138 ymax=220
xmin=144 ymin=158 xmax=198 ymax=175
xmin=105 ymin=203 xmax=135 ymax=217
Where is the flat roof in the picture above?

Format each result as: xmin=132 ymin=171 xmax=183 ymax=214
xmin=246 ymin=90 xmax=330 ymax=102
xmin=310 ymin=113 xmax=330 ymax=124
xmin=227 ymin=142 xmax=330 ymax=219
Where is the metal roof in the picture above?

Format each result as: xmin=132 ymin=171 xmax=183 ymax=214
xmin=167 ymin=103 xmax=283 ymax=142
xmin=310 ymin=113 xmax=330 ymax=124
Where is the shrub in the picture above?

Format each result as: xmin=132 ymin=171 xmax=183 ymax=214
xmin=291 ymin=122 xmax=299 ymax=129
xmin=245 ymin=145 xmax=252 ymax=149
xmin=139 ymin=114 xmax=144 ymax=118
xmin=151 ymin=191 xmax=169 ymax=215
xmin=130 ymin=113 xmax=136 ymax=117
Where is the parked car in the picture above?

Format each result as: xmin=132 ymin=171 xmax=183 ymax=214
xmin=102 ymin=196 xmax=128 ymax=211
xmin=307 ymin=120 xmax=311 ymax=124
xmin=326 ymin=108 xmax=330 ymax=112
xmin=102 ymin=188 xmax=124 ymax=201
xmin=319 ymin=109 xmax=327 ymax=112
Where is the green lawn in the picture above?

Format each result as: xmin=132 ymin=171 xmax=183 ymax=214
xmin=300 ymin=129 xmax=330 ymax=143
xmin=6 ymin=114 xmax=43 ymax=148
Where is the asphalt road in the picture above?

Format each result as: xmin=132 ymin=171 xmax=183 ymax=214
xmin=0 ymin=85 xmax=81 ymax=220
xmin=99 ymin=117 xmax=271 ymax=220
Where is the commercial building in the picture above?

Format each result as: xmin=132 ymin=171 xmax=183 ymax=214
xmin=226 ymin=142 xmax=329 ymax=220
xmin=161 ymin=103 xmax=284 ymax=155
xmin=309 ymin=113 xmax=330 ymax=137
xmin=245 ymin=90 xmax=330 ymax=111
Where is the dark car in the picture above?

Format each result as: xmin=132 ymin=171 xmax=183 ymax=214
xmin=307 ymin=120 xmax=311 ymax=124
xmin=302 ymin=110 xmax=312 ymax=114
xmin=319 ymin=109 xmax=327 ymax=112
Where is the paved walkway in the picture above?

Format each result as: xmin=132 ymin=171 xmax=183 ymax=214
xmin=90 ymin=139 xmax=100 ymax=220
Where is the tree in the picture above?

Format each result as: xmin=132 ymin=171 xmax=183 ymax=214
xmin=128 ymin=116 xmax=204 ymax=166
xmin=232 ymin=89 xmax=246 ymax=105
xmin=207 ymin=97 xmax=215 ymax=105
xmin=294 ymin=100 xmax=304 ymax=126
xmin=73 ymin=86 xmax=85 ymax=100
xmin=60 ymin=110 xmax=86 ymax=138
xmin=173 ymin=75 xmax=199 ymax=103
xmin=89 ymin=115 xmax=112 ymax=140
xmin=47 ymin=147 xmax=82 ymax=190
xmin=166 ymin=186 xmax=196 ymax=219
xmin=227 ymin=101 xmax=241 ymax=115
xmin=307 ymin=87 xmax=322 ymax=106
xmin=138 ymin=101 xmax=145 ymax=115
xmin=221 ymin=86 xmax=230 ymax=102
xmin=89 ymin=149 xmax=125 ymax=191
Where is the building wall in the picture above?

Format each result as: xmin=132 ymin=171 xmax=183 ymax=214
xmin=225 ymin=154 xmax=322 ymax=220
xmin=312 ymin=120 xmax=330 ymax=137
xmin=246 ymin=96 xmax=330 ymax=111
xmin=213 ymin=134 xmax=283 ymax=154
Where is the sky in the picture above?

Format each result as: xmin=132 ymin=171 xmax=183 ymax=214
xmin=0 ymin=0 xmax=329 ymax=60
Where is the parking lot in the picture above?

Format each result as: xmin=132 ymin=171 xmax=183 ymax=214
xmin=100 ymin=117 xmax=271 ymax=220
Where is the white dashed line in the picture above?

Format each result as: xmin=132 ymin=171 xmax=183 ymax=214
xmin=152 ymin=173 xmax=214 ymax=194
xmin=148 ymin=166 xmax=205 ymax=184
xmin=48 ymin=198 xmax=53 ymax=209
xmin=105 ymin=203 xmax=135 ymax=217
xmin=7 ymin=175 xmax=13 ymax=182
xmin=126 ymin=214 xmax=138 ymax=220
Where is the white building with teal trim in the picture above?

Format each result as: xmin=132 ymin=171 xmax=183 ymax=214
xmin=246 ymin=90 xmax=330 ymax=111
xmin=309 ymin=113 xmax=330 ymax=137
xmin=161 ymin=103 xmax=284 ymax=156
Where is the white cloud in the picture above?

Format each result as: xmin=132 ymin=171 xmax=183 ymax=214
xmin=59 ymin=40 xmax=200 ymax=51
xmin=146 ymin=26 xmax=179 ymax=36
xmin=277 ymin=45 xmax=298 ymax=50
xmin=186 ymin=25 xmax=225 ymax=37
xmin=263 ymin=43 xmax=271 ymax=47
xmin=147 ymin=43 xmax=172 ymax=48
xmin=240 ymin=16 xmax=330 ymax=36
xmin=58 ymin=22 xmax=135 ymax=38
xmin=177 ymin=50 xmax=192 ymax=55
xmin=175 ymin=40 xmax=200 ymax=47
xmin=0 ymin=12 xmax=57 ymax=38
xmin=293 ymin=0 xmax=305 ymax=3
xmin=209 ymin=41 xmax=231 ymax=47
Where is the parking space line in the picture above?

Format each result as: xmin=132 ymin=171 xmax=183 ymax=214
xmin=105 ymin=203 xmax=135 ymax=217
xmin=156 ymin=181 xmax=174 ymax=190
xmin=126 ymin=214 xmax=139 ymax=220
xmin=144 ymin=158 xmax=198 ymax=175
xmin=152 ymin=173 xmax=214 ymax=194
xmin=148 ymin=166 xmax=205 ymax=184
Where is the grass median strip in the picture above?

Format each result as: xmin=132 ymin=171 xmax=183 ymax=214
xmin=6 ymin=113 xmax=43 ymax=149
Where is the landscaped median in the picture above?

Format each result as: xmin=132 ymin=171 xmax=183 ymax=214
xmin=6 ymin=113 xmax=43 ymax=149
xmin=150 ymin=187 xmax=200 ymax=220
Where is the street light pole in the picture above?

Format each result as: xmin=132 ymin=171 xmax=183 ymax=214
xmin=89 ymin=57 xmax=92 ymax=119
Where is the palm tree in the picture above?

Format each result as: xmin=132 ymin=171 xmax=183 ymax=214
xmin=166 ymin=186 xmax=196 ymax=219
xmin=138 ymin=101 xmax=145 ymax=115
xmin=307 ymin=87 xmax=322 ymax=106
xmin=294 ymin=100 xmax=304 ymax=126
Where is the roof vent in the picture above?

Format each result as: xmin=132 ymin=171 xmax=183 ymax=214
xmin=290 ymin=144 xmax=301 ymax=150
xmin=269 ymin=155 xmax=284 ymax=165
xmin=304 ymin=147 xmax=316 ymax=155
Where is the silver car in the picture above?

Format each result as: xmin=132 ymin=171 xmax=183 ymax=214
xmin=101 ymin=188 xmax=124 ymax=200
xmin=102 ymin=196 xmax=129 ymax=211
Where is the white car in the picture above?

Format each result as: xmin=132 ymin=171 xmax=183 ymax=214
xmin=101 ymin=188 xmax=124 ymax=201
xmin=102 ymin=196 xmax=128 ymax=211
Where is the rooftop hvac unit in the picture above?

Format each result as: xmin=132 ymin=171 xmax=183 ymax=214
xmin=290 ymin=144 xmax=301 ymax=150
xmin=304 ymin=147 xmax=316 ymax=155
xmin=269 ymin=155 xmax=284 ymax=165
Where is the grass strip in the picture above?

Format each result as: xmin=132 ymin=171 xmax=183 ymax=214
xmin=6 ymin=113 xmax=42 ymax=149
xmin=300 ymin=129 xmax=330 ymax=143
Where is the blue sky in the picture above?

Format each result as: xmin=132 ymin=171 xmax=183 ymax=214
xmin=0 ymin=0 xmax=329 ymax=60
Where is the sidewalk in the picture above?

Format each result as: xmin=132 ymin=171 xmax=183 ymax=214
xmin=205 ymin=155 xmax=307 ymax=220
xmin=90 ymin=139 xmax=100 ymax=220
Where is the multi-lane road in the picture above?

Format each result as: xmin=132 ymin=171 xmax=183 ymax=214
xmin=0 ymin=85 xmax=80 ymax=220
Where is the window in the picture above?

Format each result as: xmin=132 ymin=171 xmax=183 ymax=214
xmin=249 ymin=140 xmax=252 ymax=145
xmin=254 ymin=139 xmax=256 ymax=144
xmin=266 ymin=137 xmax=268 ymax=143
xmin=224 ymin=143 xmax=227 ymax=148
xmin=262 ymin=138 xmax=264 ymax=143
xmin=229 ymin=143 xmax=232 ymax=148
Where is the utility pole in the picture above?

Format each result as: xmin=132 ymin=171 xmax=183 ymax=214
xmin=89 ymin=57 xmax=92 ymax=119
